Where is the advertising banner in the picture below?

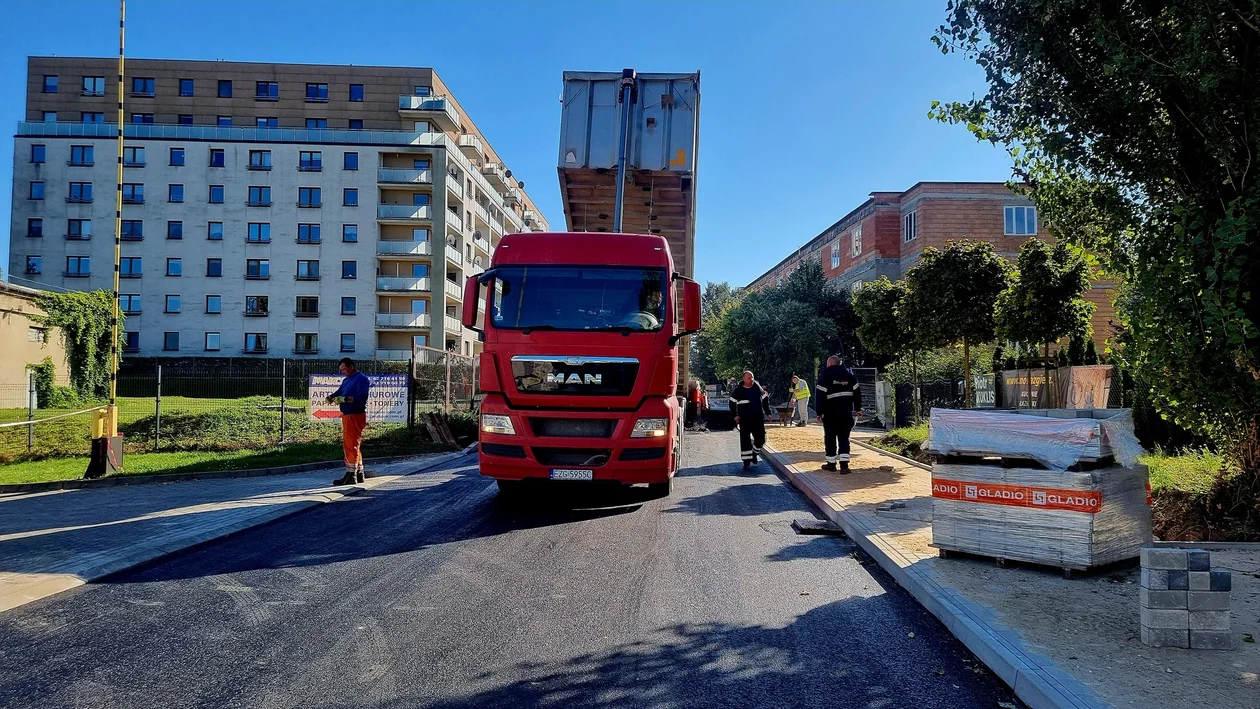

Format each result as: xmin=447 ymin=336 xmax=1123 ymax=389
xmin=308 ymin=374 xmax=408 ymax=423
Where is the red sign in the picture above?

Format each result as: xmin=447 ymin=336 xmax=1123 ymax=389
xmin=932 ymin=478 xmax=1102 ymax=513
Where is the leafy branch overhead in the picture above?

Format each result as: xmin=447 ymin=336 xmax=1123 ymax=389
xmin=32 ymin=290 xmax=123 ymax=400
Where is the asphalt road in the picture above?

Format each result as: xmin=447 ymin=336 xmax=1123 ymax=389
xmin=0 ymin=430 xmax=1019 ymax=709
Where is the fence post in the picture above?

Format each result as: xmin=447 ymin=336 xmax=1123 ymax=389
xmin=407 ymin=356 xmax=415 ymax=429
xmin=445 ymin=353 xmax=452 ymax=414
xmin=27 ymin=371 xmax=36 ymax=453
xmin=280 ymin=358 xmax=287 ymax=444
xmin=154 ymin=364 xmax=162 ymax=452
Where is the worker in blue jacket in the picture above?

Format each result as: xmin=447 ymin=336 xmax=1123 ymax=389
xmin=327 ymin=357 xmax=372 ymax=485
xmin=816 ymin=355 xmax=862 ymax=473
xmin=728 ymin=370 xmax=772 ymax=470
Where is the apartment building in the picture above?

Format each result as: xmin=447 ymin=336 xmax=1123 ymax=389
xmin=9 ymin=57 xmax=548 ymax=361
xmin=747 ymin=182 xmax=1116 ymax=347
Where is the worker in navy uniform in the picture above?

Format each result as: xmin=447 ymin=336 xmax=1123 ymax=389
xmin=728 ymin=370 xmax=772 ymax=470
xmin=816 ymin=355 xmax=862 ymax=472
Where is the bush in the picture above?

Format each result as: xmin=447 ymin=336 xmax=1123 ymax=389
xmin=871 ymin=424 xmax=930 ymax=461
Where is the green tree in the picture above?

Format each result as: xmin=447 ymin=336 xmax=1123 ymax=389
xmin=902 ymin=241 xmax=1012 ymax=405
xmin=692 ymin=282 xmax=740 ymax=383
xmin=1084 ymin=339 xmax=1099 ymax=366
xmin=853 ymin=276 xmax=923 ymax=418
xmin=33 ymin=290 xmax=122 ymax=400
xmin=932 ymin=0 xmax=1260 ymax=500
xmin=1067 ymin=335 xmax=1085 ymax=366
xmin=995 ymin=238 xmax=1095 ymax=406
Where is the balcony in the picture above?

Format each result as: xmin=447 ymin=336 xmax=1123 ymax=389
xmin=376 ymin=240 xmax=431 ymax=257
xmin=376 ymin=349 xmax=413 ymax=361
xmin=481 ymin=162 xmax=508 ymax=191
xmin=489 ymin=217 xmax=505 ymax=236
xmin=446 ymin=173 xmax=464 ymax=200
xmin=444 ymin=280 xmax=463 ymax=301
xmin=474 ymin=202 xmax=491 ymax=225
xmin=376 ymin=276 xmax=431 ymax=292
xmin=503 ymin=187 xmax=521 ymax=207
xmin=446 ymin=211 xmax=464 ymax=233
xmin=445 ymin=315 xmax=463 ymax=334
xmin=375 ymin=313 xmax=431 ymax=329
xmin=378 ymin=168 xmax=432 ymax=185
xmin=445 ymin=243 xmax=463 ymax=266
xmin=397 ymin=95 xmax=461 ymax=132
xmin=377 ymin=204 xmax=431 ymax=221
xmin=473 ymin=235 xmax=490 ymax=254
xmin=458 ymin=134 xmax=484 ymax=160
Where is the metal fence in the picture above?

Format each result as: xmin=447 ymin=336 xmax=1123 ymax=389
xmin=412 ymin=346 xmax=479 ymax=414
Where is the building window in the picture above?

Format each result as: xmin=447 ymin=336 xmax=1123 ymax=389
xmin=178 ymin=78 xmax=194 ymax=96
xmin=257 ymin=117 xmax=278 ymax=128
xmin=247 ymin=222 xmax=271 ymax=243
xmin=343 ymin=152 xmax=358 ymax=170
xmin=82 ymin=76 xmax=106 ymax=96
xmin=206 ymin=258 xmax=222 ymax=277
xmin=206 ymin=295 xmax=222 ymax=314
xmin=414 ymin=85 xmax=431 ymax=96
xmin=413 ymin=121 xmax=431 ymax=133
xmin=25 ymin=256 xmax=42 ymax=275
xmin=343 ymin=188 xmax=358 ymax=206
xmin=68 ymin=145 xmax=97 ymax=166
xmin=123 ymin=332 xmax=140 ymax=352
xmin=248 ymin=186 xmax=272 ymax=206
xmin=167 ymin=220 xmax=183 ymax=239
xmin=341 ymin=297 xmax=356 ymax=315
xmin=246 ymin=296 xmax=269 ymax=316
xmin=43 ymin=76 xmax=58 ymax=93
xmin=208 ymin=221 xmax=224 ymax=240
xmin=248 ymin=150 xmax=272 ymax=170
xmin=209 ymin=185 xmax=225 ymax=203
xmin=168 ymin=184 xmax=184 ymax=203
xmin=120 ymin=257 xmax=142 ymax=277
xmin=119 ymin=295 xmax=141 ymax=315
xmin=178 ymin=114 xmax=194 ymax=125
xmin=122 ymin=146 xmax=145 ymax=166
xmin=31 ymin=144 xmax=46 ymax=163
xmin=296 ymin=260 xmax=320 ymax=280
xmin=217 ymin=116 xmax=232 ymax=127
xmin=348 ymin=119 xmax=363 ymax=130
xmin=298 ymin=187 xmax=321 ymax=207
xmin=209 ymin=149 xmax=225 ymax=167
xmin=131 ymin=77 xmax=155 ymax=96
xmin=415 ymin=159 xmax=431 ymax=170
xmin=255 ymin=81 xmax=279 ymax=100
xmin=218 ymin=80 xmax=232 ymax=98
xmin=28 ymin=218 xmax=43 ymax=238
xmin=81 ymin=112 xmax=103 ymax=124
xmin=29 ymin=326 xmax=48 ymax=343
xmin=65 ymin=256 xmax=90 ymax=277
xmin=42 ymin=111 xmax=57 ymax=123
xmin=298 ymin=224 xmax=321 ymax=244
xmin=851 ymin=225 xmax=862 ymax=257
xmin=1004 ymin=205 xmax=1038 ymax=236
xmin=903 ymin=211 xmax=917 ymax=243
xmin=165 ymin=294 xmax=181 ymax=313
xmin=67 ymin=219 xmax=91 ymax=240
xmin=163 ymin=332 xmax=179 ymax=352
xmin=29 ymin=181 xmax=44 ymax=200
xmin=342 ymin=224 xmax=358 ymax=242
xmin=340 ymin=334 xmax=355 ymax=352
xmin=348 ymin=84 xmax=364 ymax=102
xmin=246 ymin=259 xmax=270 ymax=280
xmin=305 ymin=83 xmax=329 ymax=101
xmin=299 ymin=151 xmax=322 ymax=171
xmin=170 ymin=147 xmax=185 ymax=166
xmin=305 ymin=118 xmax=328 ymax=129
xmin=121 ymin=183 xmax=144 ymax=204
xmin=131 ymin=113 xmax=155 ymax=124
xmin=831 ymin=242 xmax=840 ymax=269
xmin=204 ymin=332 xmax=221 ymax=352
xmin=342 ymin=260 xmax=357 ymax=279
xmin=166 ymin=258 xmax=182 ymax=277
xmin=121 ymin=220 xmax=144 ymax=240
xmin=296 ymin=296 xmax=320 ymax=316
xmin=245 ymin=333 xmax=268 ymax=353
xmin=68 ymin=182 xmax=92 ymax=203
xmin=295 ymin=333 xmax=318 ymax=353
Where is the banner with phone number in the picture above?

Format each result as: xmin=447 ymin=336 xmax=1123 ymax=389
xmin=308 ymin=374 xmax=408 ymax=423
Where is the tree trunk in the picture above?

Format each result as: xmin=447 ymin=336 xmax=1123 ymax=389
xmin=963 ymin=337 xmax=972 ymax=408
xmin=1044 ymin=341 xmax=1053 ymax=409
xmin=911 ymin=349 xmax=920 ymax=425
xmin=1026 ymin=344 xmax=1033 ymax=409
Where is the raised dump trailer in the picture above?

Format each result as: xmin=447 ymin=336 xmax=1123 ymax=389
xmin=557 ymin=70 xmax=700 ymax=388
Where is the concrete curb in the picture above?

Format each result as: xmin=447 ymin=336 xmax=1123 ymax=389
xmin=763 ymin=444 xmax=1108 ymax=709
xmin=851 ymin=438 xmax=932 ymax=471
xmin=0 ymin=446 xmax=477 ymax=614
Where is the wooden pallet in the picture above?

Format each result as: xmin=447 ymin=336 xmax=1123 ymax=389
xmin=932 ymin=545 xmax=1136 ymax=579
xmin=924 ymin=449 xmax=1114 ymax=471
xmin=421 ymin=413 xmax=458 ymax=447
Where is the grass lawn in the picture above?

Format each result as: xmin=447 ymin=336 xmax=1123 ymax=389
xmin=869 ymin=423 xmax=930 ymax=461
xmin=1142 ymin=448 xmax=1229 ymax=495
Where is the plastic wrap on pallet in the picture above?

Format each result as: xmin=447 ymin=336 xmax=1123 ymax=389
xmin=925 ymin=408 xmax=1143 ymax=470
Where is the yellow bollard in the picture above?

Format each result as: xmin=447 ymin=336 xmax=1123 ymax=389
xmin=91 ymin=406 xmax=119 ymax=438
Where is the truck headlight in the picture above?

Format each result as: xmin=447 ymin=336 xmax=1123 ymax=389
xmin=481 ymin=414 xmax=516 ymax=435
xmin=631 ymin=418 xmax=669 ymax=438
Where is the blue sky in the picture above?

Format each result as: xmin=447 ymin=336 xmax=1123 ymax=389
xmin=0 ymin=0 xmax=1012 ymax=287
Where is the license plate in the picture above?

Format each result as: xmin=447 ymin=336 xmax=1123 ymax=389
xmin=550 ymin=468 xmax=594 ymax=481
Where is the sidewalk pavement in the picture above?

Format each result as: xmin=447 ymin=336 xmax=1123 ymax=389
xmin=0 ymin=448 xmax=473 ymax=614
xmin=763 ymin=426 xmax=1260 ymax=709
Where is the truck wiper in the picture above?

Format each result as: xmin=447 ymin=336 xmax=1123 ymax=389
xmin=586 ymin=326 xmax=636 ymax=336
xmin=520 ymin=325 xmax=559 ymax=335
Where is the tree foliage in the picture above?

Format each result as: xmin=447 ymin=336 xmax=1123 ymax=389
xmin=852 ymin=277 xmax=913 ymax=357
xmin=692 ymin=282 xmax=740 ymax=383
xmin=902 ymin=241 xmax=1012 ymax=351
xmin=932 ymin=0 xmax=1259 ymax=479
xmin=995 ymin=238 xmax=1095 ymax=350
xmin=33 ymin=290 xmax=122 ymax=400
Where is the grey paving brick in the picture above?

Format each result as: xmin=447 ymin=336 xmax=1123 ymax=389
xmin=1209 ymin=569 xmax=1232 ymax=592
xmin=1190 ymin=629 xmax=1235 ymax=651
xmin=1187 ymin=591 xmax=1231 ymax=612
xmin=1140 ymin=588 xmax=1187 ymax=610
xmin=1188 ymin=571 xmax=1211 ymax=591
xmin=1167 ymin=570 xmax=1189 ymax=590
xmin=1141 ymin=625 xmax=1190 ymax=649
xmin=1184 ymin=549 xmax=1211 ymax=572
xmin=1141 ymin=547 xmax=1188 ymax=570
xmin=1189 ymin=610 xmax=1231 ymax=631
xmin=1141 ymin=608 xmax=1189 ymax=629
xmin=1140 ymin=568 xmax=1169 ymax=590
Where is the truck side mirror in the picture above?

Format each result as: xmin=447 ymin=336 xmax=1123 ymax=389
xmin=461 ymin=278 xmax=480 ymax=330
xmin=682 ymin=279 xmax=701 ymax=333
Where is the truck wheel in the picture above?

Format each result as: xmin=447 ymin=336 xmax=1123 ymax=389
xmin=648 ymin=479 xmax=673 ymax=498
xmin=496 ymin=480 xmax=524 ymax=498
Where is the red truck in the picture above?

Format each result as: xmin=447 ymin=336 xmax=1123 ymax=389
xmin=460 ymin=231 xmax=701 ymax=497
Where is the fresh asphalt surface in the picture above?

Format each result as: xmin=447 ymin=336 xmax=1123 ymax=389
xmin=0 ymin=430 xmax=1019 ymax=709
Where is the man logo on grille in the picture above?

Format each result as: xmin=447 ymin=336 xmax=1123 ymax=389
xmin=546 ymin=373 xmax=602 ymax=385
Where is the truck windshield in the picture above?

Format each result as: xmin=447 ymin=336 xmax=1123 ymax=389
xmin=492 ymin=266 xmax=668 ymax=332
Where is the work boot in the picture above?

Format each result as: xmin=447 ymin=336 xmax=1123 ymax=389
xmin=332 ymin=472 xmax=356 ymax=486
xmin=821 ymin=462 xmax=837 ymax=472
xmin=743 ymin=460 xmax=752 ymax=470
xmin=355 ymin=469 xmax=365 ymax=484
xmin=796 ymin=421 xmax=806 ymax=427
xmin=839 ymin=462 xmax=851 ymax=474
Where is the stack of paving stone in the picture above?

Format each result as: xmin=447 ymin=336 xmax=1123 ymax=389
xmin=1140 ymin=547 xmax=1234 ymax=649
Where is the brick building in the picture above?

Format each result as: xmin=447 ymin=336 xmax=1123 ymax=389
xmin=746 ymin=182 xmax=1116 ymax=348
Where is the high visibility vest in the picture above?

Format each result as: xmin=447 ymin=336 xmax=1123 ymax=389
xmin=795 ymin=382 xmax=810 ymax=400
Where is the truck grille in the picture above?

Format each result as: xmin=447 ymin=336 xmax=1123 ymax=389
xmin=532 ymin=448 xmax=611 ymax=467
xmin=511 ymin=356 xmax=639 ymax=396
xmin=530 ymin=418 xmax=616 ymax=438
